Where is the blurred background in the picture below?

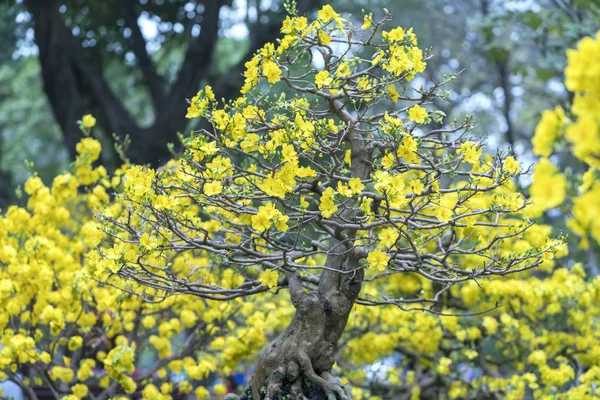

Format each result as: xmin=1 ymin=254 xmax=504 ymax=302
xmin=0 ymin=0 xmax=598 ymax=206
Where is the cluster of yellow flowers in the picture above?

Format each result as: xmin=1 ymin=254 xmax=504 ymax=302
xmin=95 ymin=7 xmax=572 ymax=398
xmin=0 ymin=127 xmax=297 ymax=397
xmin=530 ymin=32 xmax=600 ymax=247
xmin=342 ymin=30 xmax=600 ymax=399
xmin=341 ymin=260 xmax=600 ymax=399
xmin=2 ymin=5 xmax=599 ymax=400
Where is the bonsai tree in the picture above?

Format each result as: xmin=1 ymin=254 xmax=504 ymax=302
xmin=6 ymin=5 xmax=600 ymax=400
xmin=97 ymin=5 xmax=560 ymax=399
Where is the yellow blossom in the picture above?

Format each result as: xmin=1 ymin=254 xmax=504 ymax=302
xmin=82 ymin=114 xmax=96 ymax=128
xmin=367 ymin=249 xmax=389 ymax=272
xmin=259 ymin=269 xmax=279 ymax=290
xmin=408 ymin=105 xmax=427 ymax=123
xmin=262 ymin=59 xmax=281 ymax=83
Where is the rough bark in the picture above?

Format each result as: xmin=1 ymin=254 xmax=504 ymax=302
xmin=245 ymin=268 xmax=361 ymax=400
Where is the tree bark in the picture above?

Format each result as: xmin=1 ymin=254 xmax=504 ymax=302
xmin=24 ymin=0 xmax=92 ymax=162
xmin=246 ymin=268 xmax=361 ymax=400
xmin=496 ymin=58 xmax=515 ymax=149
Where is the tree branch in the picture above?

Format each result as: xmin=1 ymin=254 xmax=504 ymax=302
xmin=122 ymin=0 xmax=166 ymax=111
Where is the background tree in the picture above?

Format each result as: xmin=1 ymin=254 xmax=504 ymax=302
xmin=18 ymin=0 xmax=321 ymax=168
xmin=3 ymin=0 xmax=599 ymax=194
xmin=97 ymin=6 xmax=559 ymax=399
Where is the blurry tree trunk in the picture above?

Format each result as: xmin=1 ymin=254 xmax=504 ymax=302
xmin=587 ymin=245 xmax=600 ymax=277
xmin=480 ymin=0 xmax=516 ymax=150
xmin=0 ymin=170 xmax=13 ymax=209
xmin=0 ymin=105 xmax=14 ymax=208
xmin=496 ymin=58 xmax=515 ymax=149
xmin=24 ymin=0 xmax=321 ymax=167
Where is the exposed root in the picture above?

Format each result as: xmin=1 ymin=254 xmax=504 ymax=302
xmin=298 ymin=352 xmax=350 ymax=400
xmin=290 ymin=379 xmax=309 ymax=400
xmin=247 ymin=349 xmax=352 ymax=400
xmin=321 ymin=371 xmax=352 ymax=400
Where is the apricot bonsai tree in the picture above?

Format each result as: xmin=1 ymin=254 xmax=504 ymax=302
xmin=96 ymin=4 xmax=561 ymax=399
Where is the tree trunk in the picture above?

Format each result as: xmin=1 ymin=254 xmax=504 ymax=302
xmin=243 ymin=99 xmax=370 ymax=400
xmin=246 ymin=260 xmax=362 ymax=400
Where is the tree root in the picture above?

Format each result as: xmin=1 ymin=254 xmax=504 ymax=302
xmin=248 ymin=350 xmax=352 ymax=400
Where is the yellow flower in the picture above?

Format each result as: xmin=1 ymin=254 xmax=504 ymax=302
xmin=371 ymin=51 xmax=385 ymax=66
xmin=251 ymin=203 xmax=289 ymax=232
xmin=437 ymin=357 xmax=452 ymax=375
xmin=409 ymin=179 xmax=425 ymax=195
xmin=386 ymin=84 xmax=400 ymax=102
xmin=367 ymin=249 xmax=389 ymax=272
xmin=482 ymin=316 xmax=498 ymax=334
xmin=204 ymin=85 xmax=215 ymax=101
xmin=299 ymin=196 xmax=309 ymax=209
xmin=361 ymin=13 xmax=373 ymax=30
xmin=336 ymin=62 xmax=351 ymax=77
xmin=76 ymin=137 xmax=102 ymax=162
xmin=532 ymin=106 xmax=564 ymax=156
xmin=281 ymin=16 xmax=307 ymax=34
xmin=383 ymin=27 xmax=405 ymax=42
xmin=528 ymin=350 xmax=547 ymax=366
xmin=397 ymin=135 xmax=418 ymax=164
xmin=213 ymin=384 xmax=227 ymax=396
xmin=319 ymin=187 xmax=338 ymax=218
xmin=52 ymin=173 xmax=79 ymax=204
xmin=195 ymin=386 xmax=210 ymax=400
xmin=72 ymin=384 xmax=88 ymax=398
xmin=378 ymin=228 xmax=399 ymax=248
xmin=318 ymin=31 xmax=332 ymax=45
xmin=24 ymin=176 xmax=44 ymax=195
xmin=458 ymin=141 xmax=481 ymax=165
xmin=318 ymin=5 xmax=343 ymax=26
xmin=337 ymin=181 xmax=353 ymax=197
xmin=408 ymin=105 xmax=427 ymax=123
xmin=262 ymin=59 xmax=281 ymax=83
xmin=82 ymin=114 xmax=96 ymax=128
xmin=348 ymin=178 xmax=365 ymax=195
xmin=203 ymin=181 xmax=223 ymax=196
xmin=142 ymin=315 xmax=156 ymax=329
xmin=315 ymin=70 xmax=333 ymax=88
xmin=241 ymin=55 xmax=260 ymax=93
xmin=528 ymin=158 xmax=566 ymax=216
xmin=68 ymin=336 xmax=83 ymax=351
xmin=344 ymin=149 xmax=352 ymax=166
xmin=260 ymin=269 xmax=279 ymax=289
xmin=504 ymin=156 xmax=521 ymax=175
xmin=579 ymin=168 xmax=595 ymax=193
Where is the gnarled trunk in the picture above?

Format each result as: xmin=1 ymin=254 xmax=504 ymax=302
xmin=246 ymin=253 xmax=363 ymax=400
xmin=238 ymin=97 xmax=370 ymax=400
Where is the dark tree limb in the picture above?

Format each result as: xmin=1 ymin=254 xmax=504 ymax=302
xmin=25 ymin=0 xmax=321 ymax=168
xmin=122 ymin=0 xmax=166 ymax=111
xmin=496 ymin=57 xmax=515 ymax=149
xmin=24 ymin=0 xmax=90 ymax=161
